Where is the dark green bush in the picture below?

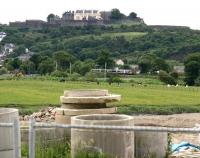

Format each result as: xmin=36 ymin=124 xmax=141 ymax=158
xmin=195 ymin=76 xmax=200 ymax=86
xmin=170 ymin=71 xmax=179 ymax=79
xmin=159 ymin=70 xmax=176 ymax=85
xmin=0 ymin=67 xmax=8 ymax=75
xmin=68 ymin=73 xmax=81 ymax=81
xmin=51 ymin=70 xmax=68 ymax=77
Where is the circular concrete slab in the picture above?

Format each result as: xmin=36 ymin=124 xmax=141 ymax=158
xmin=60 ymin=94 xmax=121 ymax=104
xmin=64 ymin=89 xmax=109 ymax=97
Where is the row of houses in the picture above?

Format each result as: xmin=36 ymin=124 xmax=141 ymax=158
xmin=91 ymin=59 xmax=185 ymax=75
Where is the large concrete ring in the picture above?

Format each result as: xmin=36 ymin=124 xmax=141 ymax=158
xmin=55 ymin=107 xmax=117 ymax=124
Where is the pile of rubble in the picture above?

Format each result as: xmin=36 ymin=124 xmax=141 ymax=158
xmin=20 ymin=107 xmax=57 ymax=122
xmin=171 ymin=151 xmax=200 ymax=158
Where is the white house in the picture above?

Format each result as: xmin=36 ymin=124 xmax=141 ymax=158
xmin=0 ymin=32 xmax=6 ymax=42
xmin=4 ymin=43 xmax=15 ymax=54
xmin=115 ymin=59 xmax=124 ymax=66
xmin=173 ymin=66 xmax=185 ymax=74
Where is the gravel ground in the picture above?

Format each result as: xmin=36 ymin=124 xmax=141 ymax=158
xmin=134 ymin=113 xmax=200 ymax=145
xmin=20 ymin=108 xmax=200 ymax=145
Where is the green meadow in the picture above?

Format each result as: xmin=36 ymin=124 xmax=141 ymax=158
xmin=0 ymin=80 xmax=199 ymax=114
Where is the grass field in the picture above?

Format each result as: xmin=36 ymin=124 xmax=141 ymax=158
xmin=0 ymin=80 xmax=199 ymax=114
xmin=64 ymin=32 xmax=146 ymax=42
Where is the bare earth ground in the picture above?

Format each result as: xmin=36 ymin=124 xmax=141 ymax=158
xmin=20 ymin=112 xmax=200 ymax=145
xmin=134 ymin=113 xmax=200 ymax=145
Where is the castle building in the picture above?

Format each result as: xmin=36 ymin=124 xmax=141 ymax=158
xmin=10 ymin=20 xmax=45 ymax=29
xmin=48 ymin=15 xmax=61 ymax=24
xmin=74 ymin=10 xmax=102 ymax=21
xmin=100 ymin=11 xmax=111 ymax=21
xmin=62 ymin=11 xmax=74 ymax=21
xmin=9 ymin=9 xmax=112 ymax=28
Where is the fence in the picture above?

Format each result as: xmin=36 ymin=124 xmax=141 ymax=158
xmin=2 ymin=118 xmax=200 ymax=158
xmin=0 ymin=120 xmax=20 ymax=158
xmin=28 ymin=118 xmax=200 ymax=158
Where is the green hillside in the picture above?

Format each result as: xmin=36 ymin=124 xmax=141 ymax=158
xmin=1 ymin=23 xmax=200 ymax=62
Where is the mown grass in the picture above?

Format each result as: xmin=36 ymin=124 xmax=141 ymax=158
xmin=0 ymin=80 xmax=199 ymax=114
xmin=64 ymin=32 xmax=146 ymax=42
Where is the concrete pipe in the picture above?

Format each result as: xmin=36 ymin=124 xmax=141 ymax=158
xmin=0 ymin=108 xmax=20 ymax=158
xmin=71 ymin=114 xmax=134 ymax=158
xmin=20 ymin=121 xmax=70 ymax=146
xmin=55 ymin=107 xmax=117 ymax=124
xmin=135 ymin=130 xmax=168 ymax=158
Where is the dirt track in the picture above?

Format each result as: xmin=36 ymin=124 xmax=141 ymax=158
xmin=134 ymin=113 xmax=200 ymax=128
xmin=134 ymin=113 xmax=200 ymax=145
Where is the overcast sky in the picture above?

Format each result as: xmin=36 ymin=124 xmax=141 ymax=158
xmin=0 ymin=0 xmax=200 ymax=29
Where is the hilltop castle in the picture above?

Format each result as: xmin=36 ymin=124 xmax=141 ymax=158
xmin=48 ymin=10 xmax=112 ymax=25
xmin=10 ymin=10 xmax=112 ymax=29
xmin=9 ymin=9 xmax=144 ymax=29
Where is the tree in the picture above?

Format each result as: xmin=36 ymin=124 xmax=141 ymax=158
xmin=170 ymin=71 xmax=179 ymax=79
xmin=72 ymin=60 xmax=95 ymax=76
xmin=47 ymin=14 xmax=55 ymax=22
xmin=159 ymin=70 xmax=177 ymax=85
xmin=128 ymin=12 xmax=137 ymax=19
xmin=30 ymin=54 xmax=42 ymax=70
xmin=110 ymin=9 xmax=125 ymax=20
xmin=12 ymin=58 xmax=22 ymax=69
xmin=20 ymin=61 xmax=35 ymax=74
xmin=138 ymin=54 xmax=155 ymax=73
xmin=139 ymin=54 xmax=170 ymax=73
xmin=96 ymin=51 xmax=114 ymax=68
xmin=15 ymin=45 xmax=26 ymax=56
xmin=185 ymin=61 xmax=200 ymax=85
xmin=195 ymin=76 xmax=200 ymax=86
xmin=38 ymin=58 xmax=55 ymax=75
xmin=184 ymin=53 xmax=200 ymax=86
xmin=4 ymin=58 xmax=22 ymax=71
xmin=53 ymin=51 xmax=76 ymax=71
xmin=152 ymin=58 xmax=170 ymax=72
xmin=51 ymin=70 xmax=68 ymax=77
xmin=0 ymin=67 xmax=8 ymax=75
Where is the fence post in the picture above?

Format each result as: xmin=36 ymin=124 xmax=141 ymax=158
xmin=29 ymin=118 xmax=35 ymax=158
xmin=13 ymin=119 xmax=20 ymax=158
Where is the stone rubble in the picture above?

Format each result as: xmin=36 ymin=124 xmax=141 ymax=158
xmin=20 ymin=107 xmax=57 ymax=122
xmin=170 ymin=149 xmax=200 ymax=158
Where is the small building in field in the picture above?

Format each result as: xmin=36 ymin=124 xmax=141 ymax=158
xmin=18 ymin=52 xmax=34 ymax=62
xmin=173 ymin=66 xmax=185 ymax=74
xmin=115 ymin=59 xmax=124 ymax=66
xmin=130 ymin=64 xmax=140 ymax=74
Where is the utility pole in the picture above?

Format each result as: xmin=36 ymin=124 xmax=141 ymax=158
xmin=55 ymin=61 xmax=58 ymax=71
xmin=104 ymin=62 xmax=107 ymax=80
xmin=70 ymin=62 xmax=72 ymax=75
